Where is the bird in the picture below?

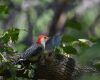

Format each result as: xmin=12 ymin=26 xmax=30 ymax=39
xmin=20 ymin=35 xmax=49 ymax=60
xmin=12 ymin=32 xmax=62 ymax=64
xmin=20 ymin=32 xmax=62 ymax=60
xmin=12 ymin=35 xmax=49 ymax=64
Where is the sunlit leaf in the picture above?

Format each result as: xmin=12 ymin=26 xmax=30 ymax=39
xmin=78 ymin=39 xmax=93 ymax=47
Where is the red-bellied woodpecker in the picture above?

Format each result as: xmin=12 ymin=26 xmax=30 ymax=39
xmin=19 ymin=32 xmax=62 ymax=60
xmin=13 ymin=35 xmax=49 ymax=64
xmin=20 ymin=35 xmax=49 ymax=59
xmin=13 ymin=33 xmax=62 ymax=64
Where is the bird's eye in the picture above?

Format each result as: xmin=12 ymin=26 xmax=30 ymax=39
xmin=44 ymin=36 xmax=49 ymax=41
xmin=44 ymin=36 xmax=47 ymax=39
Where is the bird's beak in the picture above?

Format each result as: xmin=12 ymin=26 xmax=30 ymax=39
xmin=44 ymin=36 xmax=49 ymax=42
xmin=42 ymin=36 xmax=49 ymax=49
xmin=46 ymin=37 xmax=49 ymax=41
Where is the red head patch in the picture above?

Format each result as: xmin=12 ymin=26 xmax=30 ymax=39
xmin=36 ymin=35 xmax=48 ymax=45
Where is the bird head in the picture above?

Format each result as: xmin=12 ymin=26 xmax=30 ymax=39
xmin=36 ymin=35 xmax=49 ymax=48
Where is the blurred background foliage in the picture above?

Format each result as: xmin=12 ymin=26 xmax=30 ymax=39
xmin=0 ymin=0 xmax=100 ymax=80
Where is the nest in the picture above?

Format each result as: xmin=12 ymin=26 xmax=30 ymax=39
xmin=34 ymin=53 xmax=75 ymax=80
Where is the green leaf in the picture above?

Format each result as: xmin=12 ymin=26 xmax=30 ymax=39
xmin=1 ymin=32 xmax=10 ymax=43
xmin=78 ymin=39 xmax=93 ymax=48
xmin=1 ymin=28 xmax=20 ymax=43
xmin=63 ymin=46 xmax=78 ymax=55
xmin=28 ymin=69 xmax=34 ymax=78
xmin=8 ymin=28 xmax=20 ymax=43
xmin=54 ymin=47 xmax=61 ymax=54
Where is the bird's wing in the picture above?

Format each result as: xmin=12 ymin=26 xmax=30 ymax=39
xmin=20 ymin=44 xmax=43 ymax=60
xmin=12 ymin=44 xmax=43 ymax=64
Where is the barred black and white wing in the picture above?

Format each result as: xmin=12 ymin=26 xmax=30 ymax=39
xmin=12 ymin=44 xmax=43 ymax=64
xmin=20 ymin=44 xmax=43 ymax=60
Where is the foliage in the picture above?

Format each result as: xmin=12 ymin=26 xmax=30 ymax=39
xmin=0 ymin=0 xmax=100 ymax=80
xmin=0 ymin=28 xmax=19 ymax=79
xmin=0 ymin=28 xmax=36 ymax=79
